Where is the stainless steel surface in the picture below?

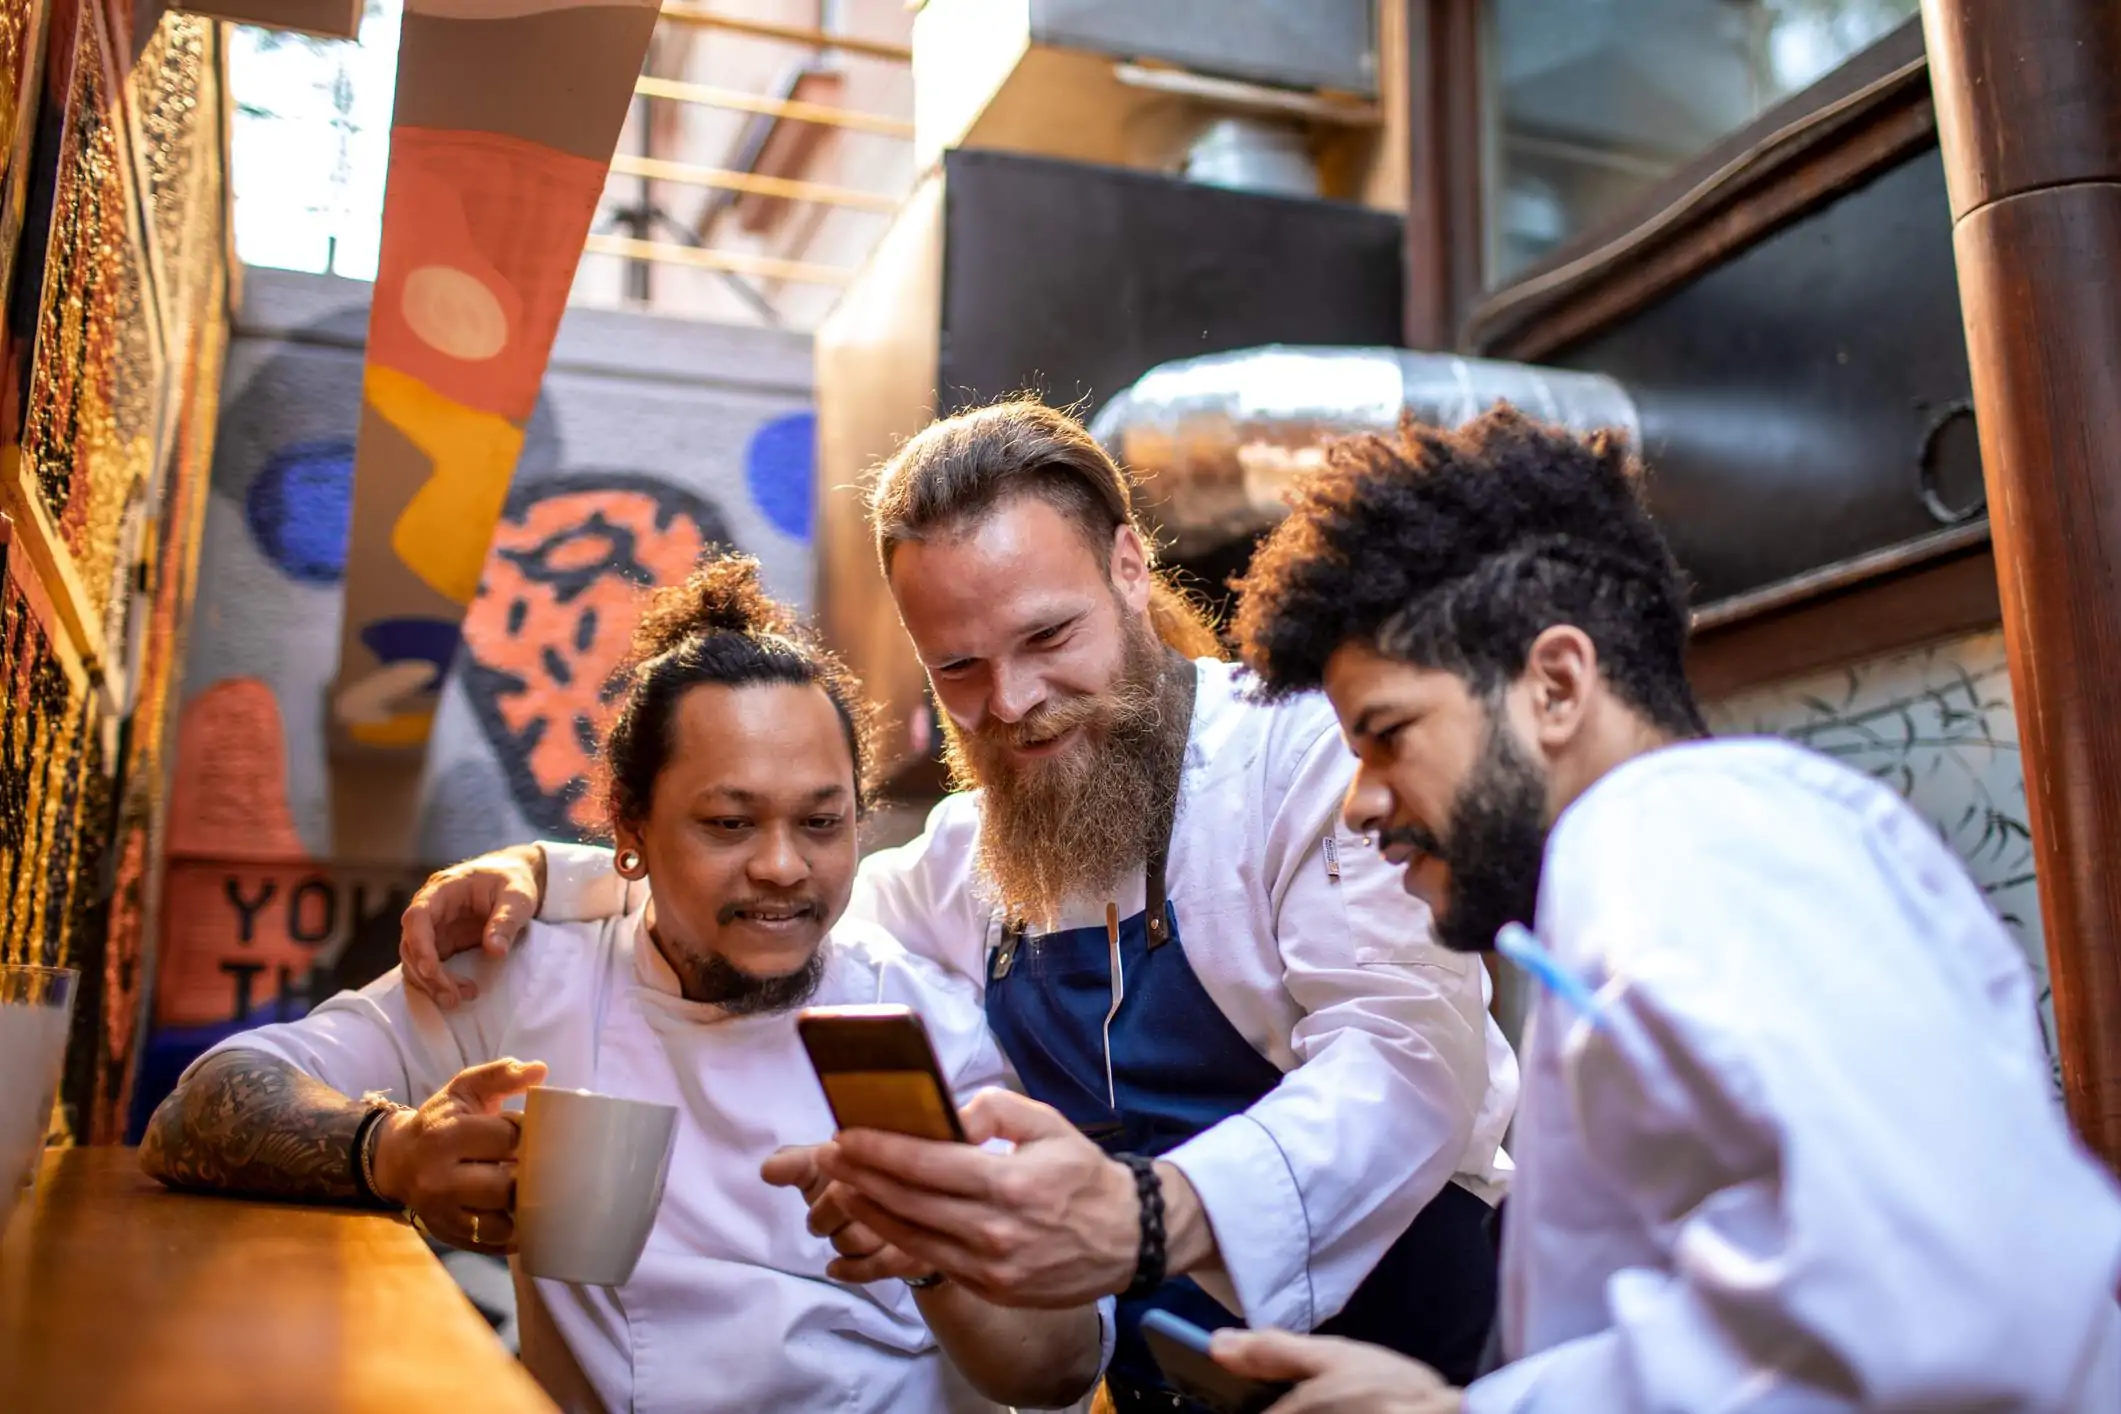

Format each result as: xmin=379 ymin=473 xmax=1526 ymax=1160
xmin=1111 ymin=64 xmax=1380 ymax=127
xmin=1030 ymin=0 xmax=1378 ymax=97
xmin=1183 ymin=116 xmax=1320 ymax=198
xmin=1091 ymin=346 xmax=1640 ymax=555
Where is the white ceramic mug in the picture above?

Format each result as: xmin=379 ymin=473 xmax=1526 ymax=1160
xmin=513 ymin=1086 xmax=678 ymax=1286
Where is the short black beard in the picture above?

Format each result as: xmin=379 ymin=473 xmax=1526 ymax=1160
xmin=653 ymin=928 xmax=828 ymax=1016
xmin=1425 ymin=711 xmax=1551 ymax=955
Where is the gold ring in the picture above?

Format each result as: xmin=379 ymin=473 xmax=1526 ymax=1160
xmin=472 ymin=1212 xmax=482 ymax=1245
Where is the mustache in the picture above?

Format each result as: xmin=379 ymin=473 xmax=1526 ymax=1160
xmin=968 ymin=694 xmax=1102 ymax=751
xmin=1376 ymin=824 xmax=1445 ymax=862
xmin=715 ymin=895 xmax=823 ymax=925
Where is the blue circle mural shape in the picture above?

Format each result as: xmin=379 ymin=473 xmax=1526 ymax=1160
xmin=246 ymin=438 xmax=356 ymax=584
xmin=745 ymin=410 xmax=816 ymax=543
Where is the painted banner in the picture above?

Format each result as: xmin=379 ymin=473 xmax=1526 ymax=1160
xmin=331 ymin=0 xmax=658 ymax=753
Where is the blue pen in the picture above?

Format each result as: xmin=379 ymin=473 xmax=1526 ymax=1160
xmin=1495 ymin=922 xmax=1606 ymax=1028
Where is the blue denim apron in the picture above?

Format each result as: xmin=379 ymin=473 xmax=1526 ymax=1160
xmin=982 ymin=664 xmax=1497 ymax=1409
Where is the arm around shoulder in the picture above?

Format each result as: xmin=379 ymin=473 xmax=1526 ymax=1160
xmin=540 ymin=840 xmax=642 ymax=921
xmin=845 ymin=795 xmax=992 ymax=980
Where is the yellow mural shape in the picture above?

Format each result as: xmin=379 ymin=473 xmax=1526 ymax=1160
xmin=367 ymin=363 xmax=525 ymax=605
xmin=348 ymin=707 xmax=440 ymax=749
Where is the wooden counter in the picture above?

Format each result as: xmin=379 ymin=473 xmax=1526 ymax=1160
xmin=0 ymin=1148 xmax=555 ymax=1414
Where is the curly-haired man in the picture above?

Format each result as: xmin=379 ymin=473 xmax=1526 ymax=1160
xmin=1213 ymin=406 xmax=2121 ymax=1413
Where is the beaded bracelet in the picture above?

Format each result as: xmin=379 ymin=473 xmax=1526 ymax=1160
xmin=1115 ymin=1153 xmax=1166 ymax=1299
xmin=350 ymin=1095 xmax=403 ymax=1208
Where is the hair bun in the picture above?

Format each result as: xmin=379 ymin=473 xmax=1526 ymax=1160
xmin=628 ymin=552 xmax=795 ymax=660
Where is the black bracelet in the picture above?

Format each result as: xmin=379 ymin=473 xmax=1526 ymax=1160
xmin=1116 ymin=1153 xmax=1166 ymax=1299
xmin=350 ymin=1103 xmax=395 ymax=1208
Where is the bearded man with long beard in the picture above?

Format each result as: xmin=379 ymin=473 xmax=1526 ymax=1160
xmin=398 ymin=400 xmax=1517 ymax=1411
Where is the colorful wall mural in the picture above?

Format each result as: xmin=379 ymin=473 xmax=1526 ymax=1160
xmin=458 ymin=473 xmax=730 ymax=837
xmin=14 ymin=0 xmax=160 ymax=692
xmin=135 ymin=264 xmax=814 ymax=1133
xmin=1707 ymin=630 xmax=2057 ymax=1080
xmin=0 ymin=0 xmax=53 ymax=304
xmin=331 ymin=0 xmax=658 ymax=755
xmin=0 ymin=530 xmax=106 ymax=1006
xmin=0 ymin=3 xmax=230 ymax=1147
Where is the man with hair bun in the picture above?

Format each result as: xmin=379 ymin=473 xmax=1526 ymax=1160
xmin=1212 ymin=405 xmax=2121 ymax=1412
xmin=400 ymin=399 xmax=1518 ymax=1410
xmin=141 ymin=554 xmax=1109 ymax=1413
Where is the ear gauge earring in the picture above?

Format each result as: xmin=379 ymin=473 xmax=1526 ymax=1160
xmin=617 ymin=849 xmax=642 ymax=875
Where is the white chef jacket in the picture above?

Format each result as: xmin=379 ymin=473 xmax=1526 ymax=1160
xmin=543 ymin=656 xmax=1518 ymax=1333
xmin=194 ymin=908 xmax=1108 ymax=1414
xmin=1467 ymin=737 xmax=2121 ymax=1413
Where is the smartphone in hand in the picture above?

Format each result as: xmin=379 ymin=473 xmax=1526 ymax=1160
xmin=1140 ymin=1310 xmax=1293 ymax=1414
xmin=796 ymin=1004 xmax=967 ymax=1143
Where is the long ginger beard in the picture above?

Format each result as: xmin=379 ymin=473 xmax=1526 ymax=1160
xmin=940 ymin=608 xmax=1192 ymax=928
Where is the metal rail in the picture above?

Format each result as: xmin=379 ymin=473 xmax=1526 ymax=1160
xmin=606 ymin=152 xmax=899 ymax=211
xmin=582 ymin=233 xmax=855 ymax=285
xmin=655 ymin=4 xmax=912 ymax=63
xmin=633 ymin=74 xmax=915 ymax=137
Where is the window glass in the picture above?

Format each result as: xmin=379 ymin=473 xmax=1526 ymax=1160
xmin=1486 ymin=0 xmax=1920 ymax=284
xmin=229 ymin=0 xmax=399 ymax=281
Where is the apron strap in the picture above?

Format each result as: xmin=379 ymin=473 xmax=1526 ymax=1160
xmin=1145 ymin=652 xmax=1198 ymax=950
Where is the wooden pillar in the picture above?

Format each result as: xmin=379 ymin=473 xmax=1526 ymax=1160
xmin=1401 ymin=0 xmax=1484 ymax=349
xmin=1920 ymin=0 xmax=2121 ymax=1168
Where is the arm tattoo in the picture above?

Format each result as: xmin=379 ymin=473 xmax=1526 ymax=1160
xmin=139 ymin=1050 xmax=373 ymax=1204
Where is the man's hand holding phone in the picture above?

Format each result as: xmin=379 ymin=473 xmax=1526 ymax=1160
xmin=760 ymin=1143 xmax=936 ymax=1285
xmin=778 ymin=1003 xmax=967 ymax=1286
xmin=813 ymin=1087 xmax=1150 ymax=1308
xmin=782 ymin=1008 xmax=1110 ymax=1408
xmin=788 ymin=1002 xmax=1207 ymax=1308
xmin=1209 ymin=1328 xmax=1464 ymax=1414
